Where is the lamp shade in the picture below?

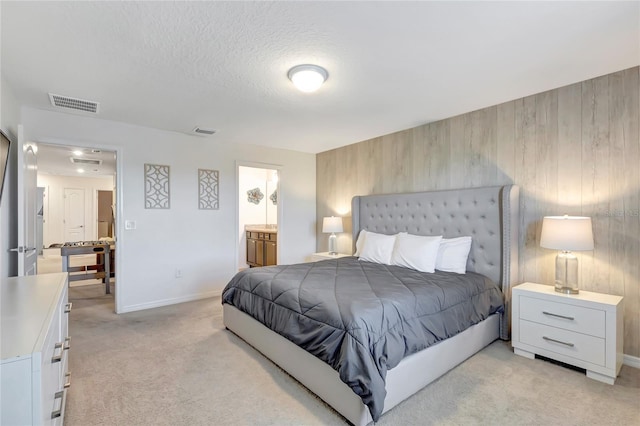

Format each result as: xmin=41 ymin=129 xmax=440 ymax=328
xmin=322 ymin=216 xmax=343 ymax=233
xmin=540 ymin=216 xmax=594 ymax=251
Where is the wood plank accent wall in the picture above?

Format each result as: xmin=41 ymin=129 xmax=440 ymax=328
xmin=316 ymin=67 xmax=640 ymax=358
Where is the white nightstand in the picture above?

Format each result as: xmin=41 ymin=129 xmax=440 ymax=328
xmin=309 ymin=252 xmax=351 ymax=262
xmin=511 ymin=282 xmax=623 ymax=384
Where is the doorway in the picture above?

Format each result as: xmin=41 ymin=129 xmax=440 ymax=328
xmin=237 ymin=164 xmax=281 ymax=271
xmin=36 ymin=143 xmax=118 ymax=305
xmin=97 ymin=190 xmax=114 ymax=238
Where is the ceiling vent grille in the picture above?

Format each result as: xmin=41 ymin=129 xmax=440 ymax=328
xmin=193 ymin=127 xmax=216 ymax=136
xmin=49 ymin=93 xmax=100 ymax=113
xmin=70 ymin=157 xmax=102 ymax=166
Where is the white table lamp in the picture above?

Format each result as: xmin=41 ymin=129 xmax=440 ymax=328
xmin=540 ymin=215 xmax=594 ymax=294
xmin=322 ymin=216 xmax=343 ymax=255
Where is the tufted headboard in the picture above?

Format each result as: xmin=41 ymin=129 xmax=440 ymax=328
xmin=351 ymin=185 xmax=519 ymax=339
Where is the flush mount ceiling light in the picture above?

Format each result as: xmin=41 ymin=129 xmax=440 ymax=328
xmin=287 ymin=64 xmax=328 ymax=93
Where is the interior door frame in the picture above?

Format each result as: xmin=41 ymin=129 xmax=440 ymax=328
xmin=35 ymin=138 xmax=123 ymax=313
xmin=235 ymin=161 xmax=282 ymax=274
xmin=16 ymin=125 xmax=38 ymax=275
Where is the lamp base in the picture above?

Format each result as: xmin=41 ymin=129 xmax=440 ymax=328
xmin=554 ymin=251 xmax=579 ymax=294
xmin=555 ymin=286 xmax=579 ymax=295
xmin=328 ymin=233 xmax=337 ymax=256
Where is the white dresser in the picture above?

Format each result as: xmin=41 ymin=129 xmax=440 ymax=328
xmin=511 ymin=282 xmax=623 ymax=384
xmin=1 ymin=273 xmax=71 ymax=425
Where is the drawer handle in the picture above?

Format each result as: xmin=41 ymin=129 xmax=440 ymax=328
xmin=542 ymin=336 xmax=575 ymax=347
xmin=51 ymin=388 xmax=68 ymax=419
xmin=52 ymin=342 xmax=64 ymax=363
xmin=52 ymin=338 xmax=70 ymax=363
xmin=64 ymin=372 xmax=71 ymax=389
xmin=65 ymin=302 xmax=73 ymax=313
xmin=542 ymin=311 xmax=574 ymax=321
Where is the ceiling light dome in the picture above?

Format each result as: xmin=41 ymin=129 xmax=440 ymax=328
xmin=287 ymin=64 xmax=328 ymax=93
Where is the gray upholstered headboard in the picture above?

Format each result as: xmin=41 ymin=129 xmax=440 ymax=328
xmin=351 ymin=185 xmax=519 ymax=339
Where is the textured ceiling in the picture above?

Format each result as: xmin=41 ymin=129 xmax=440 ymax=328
xmin=1 ymin=1 xmax=639 ymax=155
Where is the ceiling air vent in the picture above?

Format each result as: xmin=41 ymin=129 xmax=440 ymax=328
xmin=70 ymin=157 xmax=102 ymax=166
xmin=193 ymin=127 xmax=217 ymax=136
xmin=49 ymin=93 xmax=100 ymax=113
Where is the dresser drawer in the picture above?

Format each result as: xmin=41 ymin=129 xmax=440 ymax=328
xmin=519 ymin=295 xmax=605 ymax=338
xmin=41 ymin=291 xmax=64 ymax=425
xmin=519 ymin=320 xmax=605 ymax=366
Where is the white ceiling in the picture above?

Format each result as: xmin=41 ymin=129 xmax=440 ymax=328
xmin=36 ymin=143 xmax=116 ymax=178
xmin=1 ymin=1 xmax=639 ymax=155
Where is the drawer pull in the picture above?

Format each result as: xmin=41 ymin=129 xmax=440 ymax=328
xmin=65 ymin=302 xmax=73 ymax=313
xmin=52 ymin=342 xmax=64 ymax=363
xmin=542 ymin=311 xmax=574 ymax=321
xmin=52 ymin=338 xmax=70 ymax=363
xmin=542 ymin=336 xmax=575 ymax=347
xmin=51 ymin=388 xmax=68 ymax=419
xmin=64 ymin=372 xmax=71 ymax=388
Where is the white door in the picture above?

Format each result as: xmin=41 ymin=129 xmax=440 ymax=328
xmin=64 ymin=188 xmax=85 ymax=242
xmin=15 ymin=125 xmax=39 ymax=276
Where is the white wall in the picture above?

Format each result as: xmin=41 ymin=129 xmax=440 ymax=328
xmin=37 ymin=174 xmax=114 ymax=247
xmin=22 ymin=107 xmax=316 ymax=312
xmin=0 ymin=74 xmax=21 ymax=278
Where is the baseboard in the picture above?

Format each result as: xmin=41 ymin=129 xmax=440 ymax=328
xmin=623 ymin=353 xmax=640 ymax=369
xmin=118 ymin=289 xmax=222 ymax=313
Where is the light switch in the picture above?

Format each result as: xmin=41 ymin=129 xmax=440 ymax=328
xmin=125 ymin=220 xmax=136 ymax=230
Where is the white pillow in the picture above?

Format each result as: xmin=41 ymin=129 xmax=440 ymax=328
xmin=358 ymin=231 xmax=397 ymax=265
xmin=436 ymin=236 xmax=472 ymax=274
xmin=391 ymin=232 xmax=442 ymax=273
xmin=353 ymin=229 xmax=368 ymax=256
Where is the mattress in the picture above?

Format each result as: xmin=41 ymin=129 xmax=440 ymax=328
xmin=221 ymin=257 xmax=504 ymax=421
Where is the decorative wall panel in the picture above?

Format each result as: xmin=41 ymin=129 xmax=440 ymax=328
xmin=198 ymin=169 xmax=219 ymax=210
xmin=316 ymin=67 xmax=640 ymax=357
xmin=144 ymin=164 xmax=170 ymax=209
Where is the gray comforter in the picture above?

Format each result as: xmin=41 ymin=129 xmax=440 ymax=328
xmin=221 ymin=257 xmax=504 ymax=421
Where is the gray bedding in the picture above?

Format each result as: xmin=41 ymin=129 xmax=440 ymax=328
xmin=221 ymin=256 xmax=504 ymax=421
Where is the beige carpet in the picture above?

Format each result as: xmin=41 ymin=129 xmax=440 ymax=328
xmin=65 ymin=284 xmax=640 ymax=426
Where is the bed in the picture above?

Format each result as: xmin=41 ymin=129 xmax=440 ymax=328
xmin=223 ymin=184 xmax=519 ymax=425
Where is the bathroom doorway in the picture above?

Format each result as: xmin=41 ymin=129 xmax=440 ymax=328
xmin=237 ymin=164 xmax=280 ymax=271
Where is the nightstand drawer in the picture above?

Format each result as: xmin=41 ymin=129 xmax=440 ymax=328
xmin=520 ymin=295 xmax=605 ymax=338
xmin=520 ymin=320 xmax=605 ymax=366
xmin=519 ymin=320 xmax=605 ymax=366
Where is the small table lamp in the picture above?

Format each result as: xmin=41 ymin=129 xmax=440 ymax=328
xmin=322 ymin=216 xmax=343 ymax=255
xmin=540 ymin=215 xmax=594 ymax=294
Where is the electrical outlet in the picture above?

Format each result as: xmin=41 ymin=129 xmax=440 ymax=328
xmin=175 ymin=268 xmax=183 ymax=278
